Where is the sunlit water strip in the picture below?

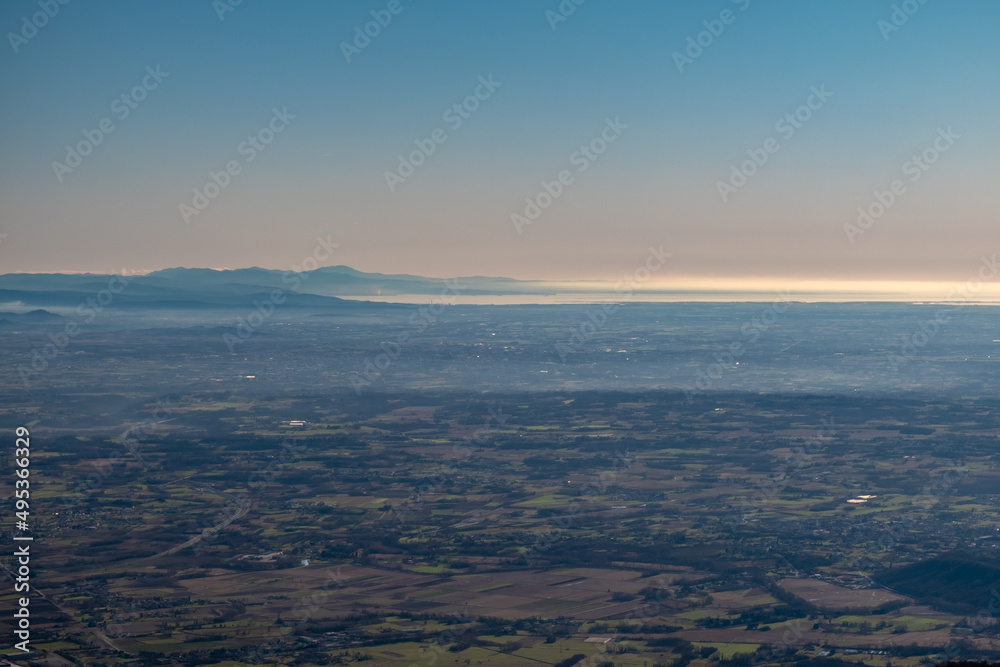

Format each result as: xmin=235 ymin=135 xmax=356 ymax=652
xmin=331 ymin=277 xmax=1000 ymax=305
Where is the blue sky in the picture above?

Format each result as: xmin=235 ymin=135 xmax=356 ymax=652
xmin=1 ymin=0 xmax=998 ymax=286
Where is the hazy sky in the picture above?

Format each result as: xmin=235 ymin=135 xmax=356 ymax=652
xmin=1 ymin=1 xmax=998 ymax=286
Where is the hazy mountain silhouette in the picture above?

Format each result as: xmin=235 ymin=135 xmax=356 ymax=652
xmin=0 ymin=265 xmax=553 ymax=309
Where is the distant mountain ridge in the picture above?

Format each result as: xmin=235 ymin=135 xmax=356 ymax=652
xmin=141 ymin=265 xmax=549 ymax=295
xmin=0 ymin=265 xmax=554 ymax=306
xmin=0 ymin=309 xmax=67 ymax=326
xmin=0 ymin=265 xmax=560 ymax=310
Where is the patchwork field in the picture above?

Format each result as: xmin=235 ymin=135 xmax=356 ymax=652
xmin=7 ymin=377 xmax=1000 ymax=664
xmin=778 ymin=578 xmax=910 ymax=613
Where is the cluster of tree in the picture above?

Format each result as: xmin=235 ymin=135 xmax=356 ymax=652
xmin=875 ymin=553 xmax=1000 ymax=614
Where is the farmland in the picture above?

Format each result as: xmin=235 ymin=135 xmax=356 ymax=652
xmin=4 ymin=304 xmax=1000 ymax=665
